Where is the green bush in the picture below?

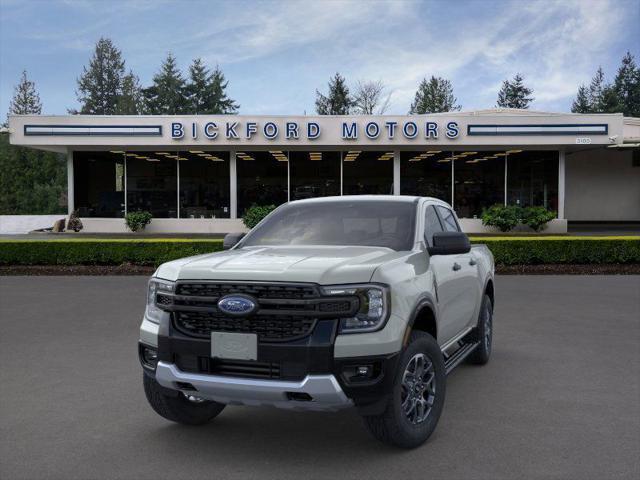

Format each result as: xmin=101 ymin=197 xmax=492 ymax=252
xmin=481 ymin=205 xmax=521 ymax=232
xmin=0 ymin=239 xmax=224 ymax=267
xmin=0 ymin=237 xmax=637 ymax=267
xmin=521 ymin=206 xmax=557 ymax=232
xmin=473 ymin=237 xmax=640 ymax=265
xmin=242 ymin=204 xmax=276 ymax=229
xmin=481 ymin=205 xmax=556 ymax=232
xmin=125 ymin=211 xmax=153 ymax=232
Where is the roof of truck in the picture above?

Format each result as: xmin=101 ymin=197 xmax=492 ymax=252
xmin=288 ymin=195 xmax=452 ymax=207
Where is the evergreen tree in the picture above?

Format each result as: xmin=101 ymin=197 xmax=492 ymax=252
xmin=207 ymin=65 xmax=239 ymax=114
xmin=144 ymin=53 xmax=188 ymax=114
xmin=185 ymin=59 xmax=239 ymax=114
xmin=496 ymin=73 xmax=534 ymax=109
xmin=116 ymin=71 xmax=144 ymax=115
xmin=613 ymin=51 xmax=640 ymax=117
xmin=315 ymin=73 xmax=353 ymax=115
xmin=75 ymin=37 xmax=126 ymax=114
xmin=571 ymin=85 xmax=591 ymax=113
xmin=8 ymin=70 xmax=42 ymax=117
xmin=587 ymin=67 xmax=607 ymax=112
xmin=409 ymin=76 xmax=460 ymax=114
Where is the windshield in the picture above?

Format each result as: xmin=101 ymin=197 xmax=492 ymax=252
xmin=240 ymin=200 xmax=416 ymax=251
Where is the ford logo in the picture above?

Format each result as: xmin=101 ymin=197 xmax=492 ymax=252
xmin=217 ymin=295 xmax=257 ymax=316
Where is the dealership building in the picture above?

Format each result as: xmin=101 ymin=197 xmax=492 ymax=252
xmin=8 ymin=109 xmax=640 ymax=233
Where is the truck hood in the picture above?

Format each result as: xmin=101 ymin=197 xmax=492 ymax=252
xmin=154 ymin=245 xmax=408 ymax=284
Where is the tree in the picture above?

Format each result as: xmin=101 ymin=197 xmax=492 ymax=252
xmin=315 ymin=73 xmax=353 ymax=115
xmin=1 ymin=72 xmax=66 ymax=215
xmin=185 ymin=59 xmax=239 ymax=114
xmin=571 ymin=85 xmax=591 ymax=113
xmin=74 ymin=37 xmax=126 ymax=114
xmin=496 ymin=73 xmax=534 ymax=109
xmin=409 ymin=76 xmax=460 ymax=114
xmin=143 ymin=53 xmax=188 ymax=114
xmin=116 ymin=71 xmax=144 ymax=115
xmin=613 ymin=51 xmax=640 ymax=117
xmin=8 ymin=70 xmax=42 ymax=117
xmin=353 ymin=80 xmax=391 ymax=114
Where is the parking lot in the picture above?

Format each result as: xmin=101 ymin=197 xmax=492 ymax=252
xmin=1 ymin=275 xmax=638 ymax=480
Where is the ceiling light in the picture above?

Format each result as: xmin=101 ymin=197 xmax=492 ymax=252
xmin=507 ymin=150 xmax=523 ymax=154
xmin=437 ymin=159 xmax=451 ymax=163
xmin=125 ymin=153 xmax=137 ymax=157
xmin=427 ymin=150 xmax=442 ymax=154
xmin=155 ymin=152 xmax=170 ymax=155
xmin=189 ymin=150 xmax=204 ymax=154
xmin=135 ymin=156 xmax=148 ymax=159
xmin=146 ymin=158 xmax=160 ymax=162
xmin=110 ymin=150 xmax=125 ymax=154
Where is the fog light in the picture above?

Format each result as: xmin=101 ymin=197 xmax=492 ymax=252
xmin=140 ymin=345 xmax=158 ymax=369
xmin=342 ymin=364 xmax=376 ymax=383
xmin=356 ymin=366 xmax=371 ymax=377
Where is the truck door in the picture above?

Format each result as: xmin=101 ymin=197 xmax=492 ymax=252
xmin=425 ymin=205 xmax=479 ymax=344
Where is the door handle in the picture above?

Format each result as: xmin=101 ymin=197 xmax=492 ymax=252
xmin=469 ymin=258 xmax=477 ymax=266
xmin=452 ymin=262 xmax=461 ymax=271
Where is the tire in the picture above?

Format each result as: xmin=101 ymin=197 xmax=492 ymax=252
xmin=143 ymin=374 xmax=225 ymax=425
xmin=467 ymin=294 xmax=493 ymax=365
xmin=362 ymin=331 xmax=446 ymax=449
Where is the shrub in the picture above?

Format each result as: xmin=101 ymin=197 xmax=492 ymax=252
xmin=0 ymin=237 xmax=637 ymax=267
xmin=481 ymin=205 xmax=520 ymax=232
xmin=0 ymin=239 xmax=224 ymax=267
xmin=242 ymin=204 xmax=276 ymax=229
xmin=125 ymin=211 xmax=153 ymax=232
xmin=67 ymin=210 xmax=83 ymax=232
xmin=521 ymin=206 xmax=556 ymax=232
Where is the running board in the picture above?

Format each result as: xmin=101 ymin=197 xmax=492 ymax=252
xmin=444 ymin=341 xmax=479 ymax=375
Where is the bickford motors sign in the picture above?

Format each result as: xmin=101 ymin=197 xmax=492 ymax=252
xmin=171 ymin=119 xmax=461 ymax=141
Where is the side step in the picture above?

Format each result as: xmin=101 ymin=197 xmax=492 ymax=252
xmin=444 ymin=341 xmax=479 ymax=375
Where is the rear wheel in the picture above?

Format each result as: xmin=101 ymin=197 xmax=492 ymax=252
xmin=143 ymin=374 xmax=225 ymax=425
xmin=467 ymin=294 xmax=492 ymax=365
xmin=362 ymin=331 xmax=446 ymax=448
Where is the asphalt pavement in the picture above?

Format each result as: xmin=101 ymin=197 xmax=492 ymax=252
xmin=0 ymin=275 xmax=639 ymax=480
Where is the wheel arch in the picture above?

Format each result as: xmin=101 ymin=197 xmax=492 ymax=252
xmin=403 ymin=297 xmax=438 ymax=346
xmin=484 ymin=277 xmax=495 ymax=308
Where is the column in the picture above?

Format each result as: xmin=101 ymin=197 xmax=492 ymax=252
xmin=230 ymin=150 xmax=237 ymax=219
xmin=66 ymin=149 xmax=74 ymax=215
xmin=558 ymin=149 xmax=566 ymax=219
xmin=393 ymin=150 xmax=401 ymax=195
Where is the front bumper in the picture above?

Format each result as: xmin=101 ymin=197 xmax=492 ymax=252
xmin=156 ymin=361 xmax=352 ymax=411
xmin=142 ymin=316 xmax=401 ymax=414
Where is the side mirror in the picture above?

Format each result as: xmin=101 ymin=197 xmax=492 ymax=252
xmin=223 ymin=232 xmax=246 ymax=250
xmin=428 ymin=231 xmax=471 ymax=256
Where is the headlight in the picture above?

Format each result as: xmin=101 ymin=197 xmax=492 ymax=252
xmin=321 ymin=284 xmax=390 ymax=334
xmin=145 ymin=278 xmax=175 ymax=324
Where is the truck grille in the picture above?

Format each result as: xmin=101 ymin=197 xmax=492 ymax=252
xmin=167 ymin=282 xmax=357 ymax=342
xmin=175 ymin=354 xmax=281 ymax=379
xmin=174 ymin=311 xmax=316 ymax=341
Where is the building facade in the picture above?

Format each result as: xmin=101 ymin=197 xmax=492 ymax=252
xmin=8 ymin=109 xmax=640 ymax=233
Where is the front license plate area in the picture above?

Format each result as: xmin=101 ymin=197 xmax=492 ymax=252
xmin=211 ymin=332 xmax=257 ymax=361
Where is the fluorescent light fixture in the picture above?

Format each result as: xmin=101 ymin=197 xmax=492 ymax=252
xmin=427 ymin=150 xmax=442 ymax=154
xmin=155 ymin=152 xmax=170 ymax=155
xmin=135 ymin=156 xmax=149 ymax=159
xmin=189 ymin=150 xmax=204 ymax=154
xmin=110 ymin=150 xmax=125 ymax=154
xmin=146 ymin=158 xmax=160 ymax=162
xmin=437 ymin=159 xmax=450 ymax=163
xmin=506 ymin=149 xmax=523 ymax=154
xmin=125 ymin=153 xmax=137 ymax=157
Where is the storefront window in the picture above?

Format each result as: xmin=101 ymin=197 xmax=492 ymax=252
xmin=289 ymin=151 xmax=340 ymax=200
xmin=73 ymin=151 xmax=125 ymax=217
xmin=236 ymin=150 xmax=288 ymax=216
xmin=126 ymin=152 xmax=177 ymax=218
xmin=507 ymin=150 xmax=558 ymax=212
xmin=400 ymin=151 xmax=452 ymax=203
xmin=178 ymin=151 xmax=230 ymax=218
xmin=453 ymin=151 xmax=505 ymax=218
xmin=343 ymin=150 xmax=394 ymax=195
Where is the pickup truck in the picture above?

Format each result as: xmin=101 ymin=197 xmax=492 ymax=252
xmin=139 ymin=195 xmax=495 ymax=448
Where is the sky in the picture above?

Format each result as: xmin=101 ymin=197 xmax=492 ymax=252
xmin=0 ymin=0 xmax=638 ymax=117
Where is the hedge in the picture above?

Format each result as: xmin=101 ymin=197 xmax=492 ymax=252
xmin=473 ymin=236 xmax=640 ymax=265
xmin=0 ymin=237 xmax=638 ymax=267
xmin=0 ymin=239 xmax=224 ymax=267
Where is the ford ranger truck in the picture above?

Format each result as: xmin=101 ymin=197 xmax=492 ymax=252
xmin=139 ymin=196 xmax=495 ymax=448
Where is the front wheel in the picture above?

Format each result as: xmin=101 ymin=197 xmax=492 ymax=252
xmin=362 ymin=331 xmax=446 ymax=448
xmin=143 ymin=374 xmax=226 ymax=425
